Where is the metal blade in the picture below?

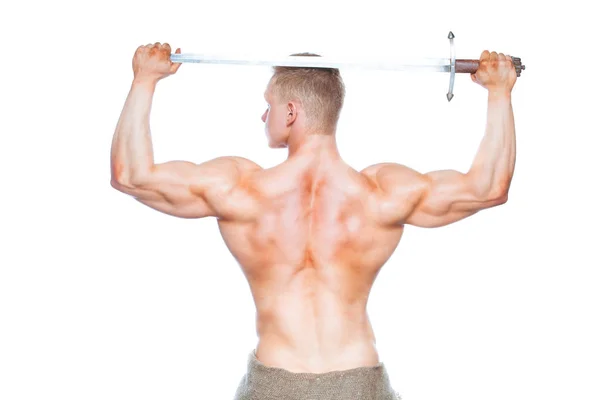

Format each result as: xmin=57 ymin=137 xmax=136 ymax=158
xmin=170 ymin=53 xmax=452 ymax=73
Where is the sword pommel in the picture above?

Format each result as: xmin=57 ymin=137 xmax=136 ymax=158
xmin=511 ymin=57 xmax=525 ymax=77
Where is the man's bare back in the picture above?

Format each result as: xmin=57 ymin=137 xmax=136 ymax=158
xmin=217 ymin=147 xmax=405 ymax=373
xmin=111 ymin=43 xmax=517 ymax=376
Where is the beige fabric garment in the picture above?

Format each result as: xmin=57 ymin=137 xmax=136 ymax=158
xmin=233 ymin=350 xmax=401 ymax=400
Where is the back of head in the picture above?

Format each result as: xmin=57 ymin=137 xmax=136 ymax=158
xmin=270 ymin=53 xmax=346 ymax=134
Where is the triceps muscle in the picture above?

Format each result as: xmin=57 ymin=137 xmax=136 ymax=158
xmin=405 ymin=169 xmax=506 ymax=227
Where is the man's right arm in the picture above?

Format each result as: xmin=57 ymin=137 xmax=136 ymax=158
xmin=365 ymin=51 xmax=517 ymax=228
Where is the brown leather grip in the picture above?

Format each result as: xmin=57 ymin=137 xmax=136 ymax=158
xmin=455 ymin=59 xmax=480 ymax=74
xmin=455 ymin=57 xmax=525 ymax=77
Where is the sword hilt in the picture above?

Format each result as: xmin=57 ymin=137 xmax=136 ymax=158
xmin=456 ymin=57 xmax=526 ymax=77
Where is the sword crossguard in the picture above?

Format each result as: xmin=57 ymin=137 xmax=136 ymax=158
xmin=447 ymin=31 xmax=456 ymax=102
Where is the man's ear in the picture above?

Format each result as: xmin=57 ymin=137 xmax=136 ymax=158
xmin=286 ymin=101 xmax=297 ymax=126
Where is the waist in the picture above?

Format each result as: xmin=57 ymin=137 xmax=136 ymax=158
xmin=255 ymin=337 xmax=379 ymax=373
xmin=255 ymin=310 xmax=378 ymax=373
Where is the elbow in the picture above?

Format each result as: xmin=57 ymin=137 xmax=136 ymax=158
xmin=493 ymin=192 xmax=509 ymax=205
xmin=111 ymin=177 xmax=127 ymax=191
xmin=111 ymin=162 xmax=129 ymax=190
xmin=111 ymin=170 xmax=150 ymax=190
xmin=110 ymin=166 xmax=127 ymax=189
xmin=110 ymin=172 xmax=136 ymax=191
xmin=488 ymin=184 xmax=510 ymax=205
xmin=468 ymin=169 xmax=512 ymax=205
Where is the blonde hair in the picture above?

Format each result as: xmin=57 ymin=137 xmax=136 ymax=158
xmin=270 ymin=53 xmax=345 ymax=134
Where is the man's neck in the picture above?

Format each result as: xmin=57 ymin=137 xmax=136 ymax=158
xmin=287 ymin=131 xmax=340 ymax=160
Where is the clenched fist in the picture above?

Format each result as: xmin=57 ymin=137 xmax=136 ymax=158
xmin=132 ymin=42 xmax=182 ymax=83
xmin=471 ymin=50 xmax=517 ymax=95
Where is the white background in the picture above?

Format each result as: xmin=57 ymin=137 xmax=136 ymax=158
xmin=1 ymin=1 xmax=599 ymax=399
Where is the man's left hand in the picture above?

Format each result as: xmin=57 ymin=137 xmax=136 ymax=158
xmin=132 ymin=42 xmax=181 ymax=84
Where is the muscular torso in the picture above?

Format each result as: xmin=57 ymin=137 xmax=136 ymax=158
xmin=216 ymin=153 xmax=404 ymax=373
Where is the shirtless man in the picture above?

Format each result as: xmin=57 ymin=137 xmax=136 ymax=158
xmin=110 ymin=43 xmax=516 ymax=399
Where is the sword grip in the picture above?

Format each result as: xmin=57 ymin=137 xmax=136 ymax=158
xmin=455 ymin=59 xmax=480 ymax=74
xmin=456 ymin=57 xmax=525 ymax=77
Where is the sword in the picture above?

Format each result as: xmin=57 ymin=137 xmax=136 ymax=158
xmin=170 ymin=32 xmax=525 ymax=102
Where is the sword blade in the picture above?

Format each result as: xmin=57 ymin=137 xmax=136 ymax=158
xmin=170 ymin=53 xmax=451 ymax=73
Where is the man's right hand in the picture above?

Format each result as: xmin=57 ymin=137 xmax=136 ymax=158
xmin=471 ymin=50 xmax=517 ymax=95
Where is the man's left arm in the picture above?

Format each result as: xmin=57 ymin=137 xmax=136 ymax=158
xmin=110 ymin=43 xmax=260 ymax=219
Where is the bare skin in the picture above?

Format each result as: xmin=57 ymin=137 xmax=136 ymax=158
xmin=111 ymin=43 xmax=517 ymax=373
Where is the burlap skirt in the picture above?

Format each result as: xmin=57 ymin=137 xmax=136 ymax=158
xmin=233 ymin=350 xmax=401 ymax=400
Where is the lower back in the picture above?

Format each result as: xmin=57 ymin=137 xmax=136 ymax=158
xmin=253 ymin=266 xmax=380 ymax=373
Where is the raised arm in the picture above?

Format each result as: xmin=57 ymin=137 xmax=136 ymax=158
xmin=111 ymin=156 xmax=260 ymax=219
xmin=365 ymin=50 xmax=517 ymax=228
xmin=110 ymin=43 xmax=261 ymax=219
